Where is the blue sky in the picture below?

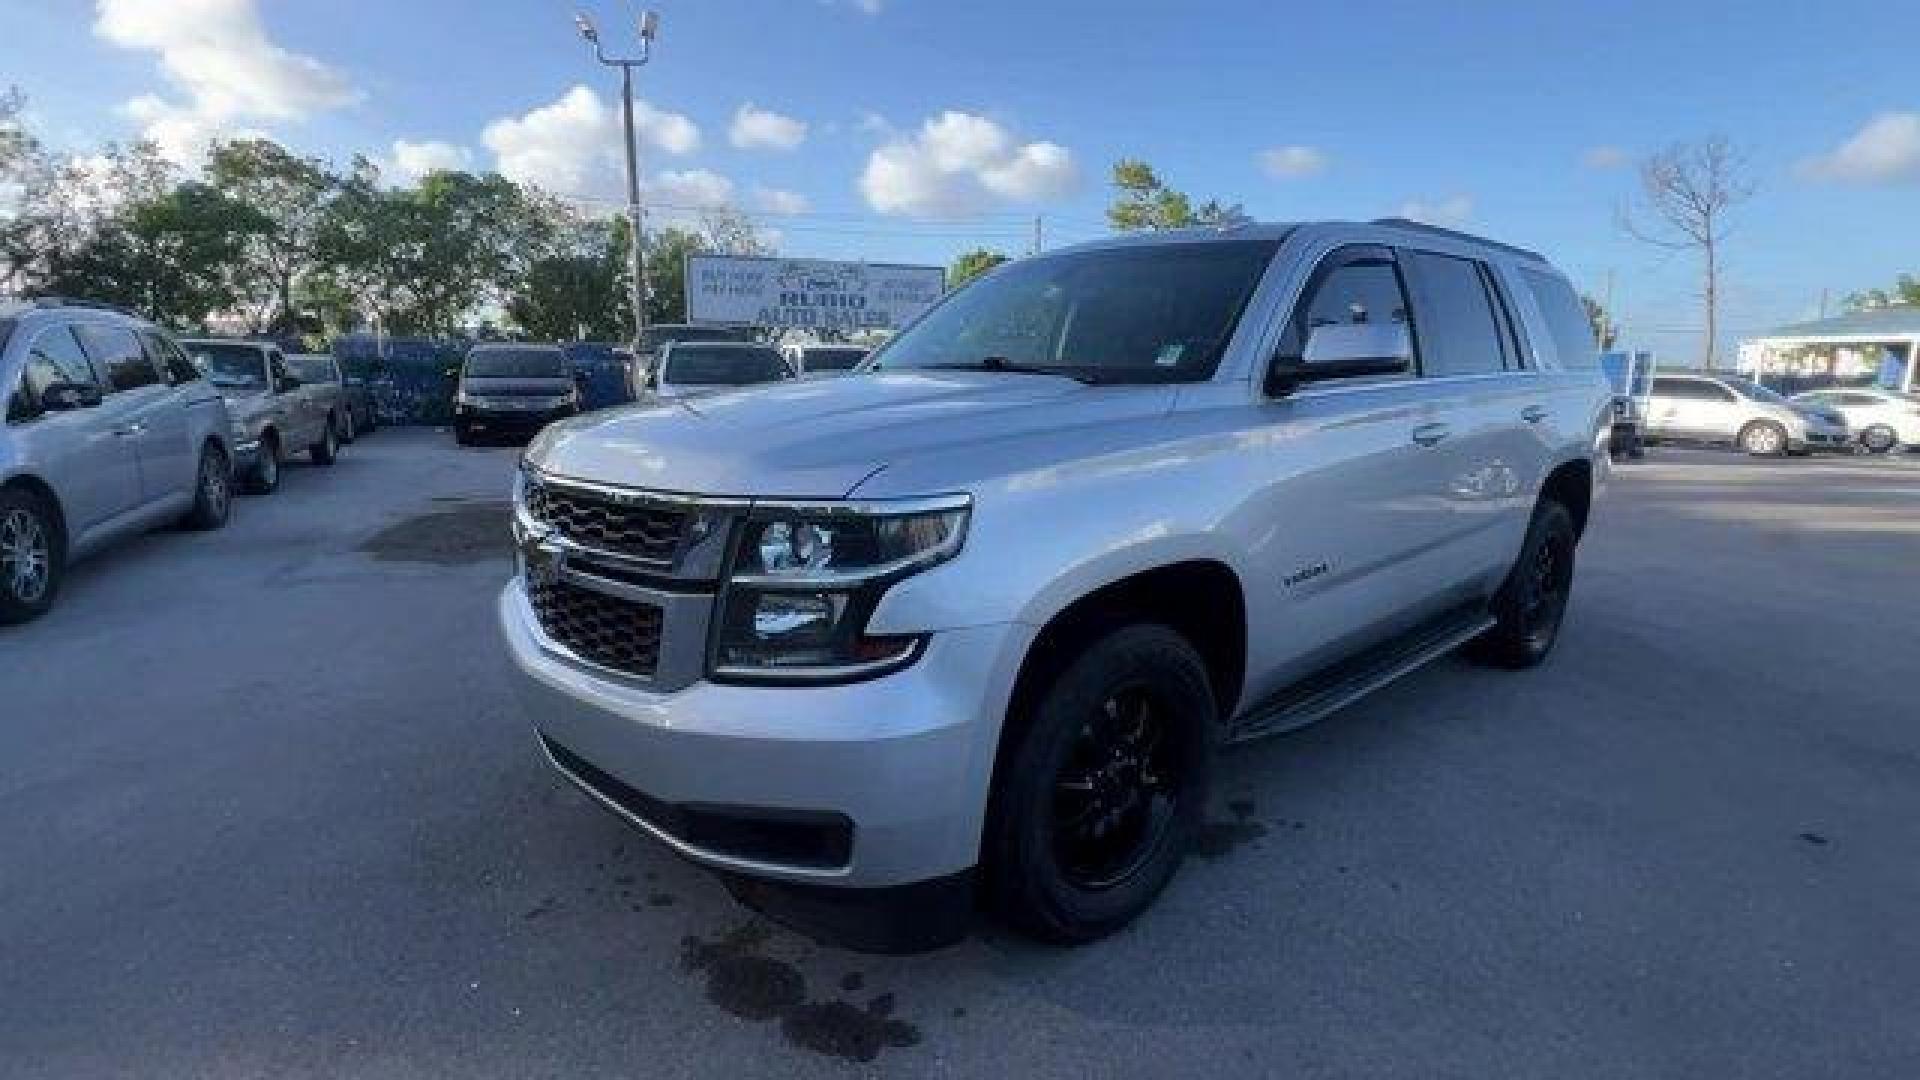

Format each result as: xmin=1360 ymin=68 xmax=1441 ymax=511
xmin=11 ymin=0 xmax=1920 ymax=360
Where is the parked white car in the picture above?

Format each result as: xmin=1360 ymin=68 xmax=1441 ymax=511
xmin=1645 ymin=371 xmax=1850 ymax=456
xmin=1790 ymin=387 xmax=1920 ymax=453
xmin=639 ymin=342 xmax=793 ymax=400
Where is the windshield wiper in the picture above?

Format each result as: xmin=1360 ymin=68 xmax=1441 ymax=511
xmin=917 ymin=358 xmax=1098 ymax=384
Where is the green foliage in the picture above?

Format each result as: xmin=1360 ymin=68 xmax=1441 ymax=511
xmin=1581 ymin=293 xmax=1618 ymax=350
xmin=1107 ymin=158 xmax=1245 ymax=232
xmin=949 ymin=248 xmax=1009 ymax=287
xmin=1844 ymin=274 xmax=1920 ymax=313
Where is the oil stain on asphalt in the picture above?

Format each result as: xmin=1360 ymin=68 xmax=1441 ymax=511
xmin=680 ymin=922 xmax=921 ymax=1063
xmin=1195 ymin=797 xmax=1270 ymax=860
xmin=359 ymin=500 xmax=512 ymax=565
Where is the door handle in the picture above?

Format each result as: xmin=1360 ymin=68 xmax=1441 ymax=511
xmin=113 ymin=423 xmax=146 ymax=437
xmin=1521 ymin=405 xmax=1548 ymax=424
xmin=1412 ymin=422 xmax=1451 ymax=447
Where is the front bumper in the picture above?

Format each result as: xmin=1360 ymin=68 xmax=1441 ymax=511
xmin=499 ymin=580 xmax=1027 ymax=892
xmin=456 ymin=404 xmax=577 ymax=434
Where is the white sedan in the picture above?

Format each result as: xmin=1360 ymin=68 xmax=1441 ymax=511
xmin=1790 ymin=387 xmax=1920 ymax=453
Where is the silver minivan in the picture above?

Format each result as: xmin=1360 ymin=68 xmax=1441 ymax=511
xmin=1 ymin=300 xmax=236 ymax=624
xmin=1645 ymin=371 xmax=1849 ymax=455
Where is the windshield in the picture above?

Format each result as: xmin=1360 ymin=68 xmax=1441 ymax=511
xmin=664 ymin=346 xmax=790 ymax=386
xmin=642 ymin=324 xmax=758 ymax=350
xmin=804 ymin=348 xmax=867 ymax=372
xmin=284 ymin=356 xmax=335 ymax=384
xmin=186 ymin=342 xmax=268 ymax=389
xmin=1724 ymin=377 xmax=1790 ymax=405
xmin=464 ymin=349 xmax=567 ymax=379
xmin=872 ymin=239 xmax=1279 ymax=384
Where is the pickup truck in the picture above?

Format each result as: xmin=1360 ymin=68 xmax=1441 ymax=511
xmin=502 ymin=219 xmax=1612 ymax=952
xmin=183 ymin=339 xmax=343 ymax=493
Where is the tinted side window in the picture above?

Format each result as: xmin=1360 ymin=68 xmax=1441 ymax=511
xmin=1402 ymin=250 xmax=1508 ymax=378
xmin=140 ymin=330 xmax=199 ymax=385
xmin=10 ymin=326 xmax=98 ymax=421
xmin=76 ymin=324 xmax=160 ymax=393
xmin=1281 ymin=246 xmax=1416 ymax=371
xmin=1518 ymin=267 xmax=1598 ymax=370
xmin=1653 ymin=378 xmax=1733 ymax=403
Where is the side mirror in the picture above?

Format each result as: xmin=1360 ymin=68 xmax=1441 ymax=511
xmin=41 ymin=381 xmax=103 ymax=411
xmin=275 ymin=374 xmax=302 ymax=393
xmin=1267 ymin=323 xmax=1412 ymax=397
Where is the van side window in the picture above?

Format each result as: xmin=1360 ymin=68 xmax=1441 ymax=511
xmin=139 ymin=329 xmax=200 ymax=385
xmin=1518 ymin=267 xmax=1599 ymax=371
xmin=75 ymin=324 xmax=161 ymax=393
xmin=1280 ymin=245 xmax=1417 ymax=373
xmin=9 ymin=326 xmax=97 ymax=422
xmin=1401 ymin=250 xmax=1510 ymax=378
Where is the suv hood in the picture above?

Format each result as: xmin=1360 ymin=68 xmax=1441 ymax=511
xmin=532 ymin=370 xmax=1172 ymax=498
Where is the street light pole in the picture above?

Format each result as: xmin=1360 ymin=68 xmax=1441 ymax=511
xmin=576 ymin=10 xmax=658 ymax=365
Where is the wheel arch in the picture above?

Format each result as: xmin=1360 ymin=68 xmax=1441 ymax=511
xmin=2 ymin=472 xmax=68 ymax=556
xmin=1538 ymin=457 xmax=1593 ymax=539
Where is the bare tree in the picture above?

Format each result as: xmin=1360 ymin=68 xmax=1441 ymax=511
xmin=1619 ymin=138 xmax=1754 ymax=368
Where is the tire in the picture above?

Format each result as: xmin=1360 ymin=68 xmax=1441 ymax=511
xmin=248 ymin=433 xmax=282 ymax=495
xmin=0 ymin=486 xmax=61 ymax=625
xmin=986 ymin=623 xmax=1214 ymax=945
xmin=1738 ymin=420 xmax=1788 ymax=457
xmin=180 ymin=444 xmax=232 ymax=531
xmin=337 ymin=407 xmax=357 ymax=445
xmin=309 ymin=423 xmax=338 ymax=466
xmin=1471 ymin=500 xmax=1577 ymax=670
xmin=1861 ymin=425 xmax=1897 ymax=454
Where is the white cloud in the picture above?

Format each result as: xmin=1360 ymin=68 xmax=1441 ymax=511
xmin=860 ymin=110 xmax=1077 ymax=217
xmin=649 ymin=169 xmax=734 ymax=209
xmin=385 ymin=139 xmax=471 ymax=183
xmin=730 ymin=104 xmax=808 ymax=151
xmin=1581 ymin=145 xmax=1629 ymax=170
xmin=481 ymin=85 xmax=698 ymax=197
xmin=1259 ymin=145 xmax=1328 ymax=179
xmin=754 ymin=186 xmax=811 ymax=214
xmin=856 ymin=111 xmax=892 ymax=135
xmin=1798 ymin=112 xmax=1920 ymax=185
xmin=1397 ymin=195 xmax=1473 ymax=227
xmin=95 ymin=0 xmax=358 ymax=162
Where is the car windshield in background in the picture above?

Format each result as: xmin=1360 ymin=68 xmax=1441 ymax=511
xmin=188 ymin=343 xmax=268 ymax=388
xmin=872 ymin=238 xmax=1281 ymax=384
xmin=642 ymin=325 xmax=757 ymax=350
xmin=284 ymin=356 xmax=335 ymax=383
xmin=665 ymin=346 xmax=790 ymax=385
xmin=465 ymin=350 xmax=567 ymax=379
xmin=805 ymin=348 xmax=867 ymax=371
xmin=1726 ymin=377 xmax=1790 ymax=405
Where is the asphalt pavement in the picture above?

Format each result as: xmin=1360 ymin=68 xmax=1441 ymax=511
xmin=3 ymin=433 xmax=1918 ymax=1078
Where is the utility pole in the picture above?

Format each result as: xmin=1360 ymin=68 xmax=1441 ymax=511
xmin=575 ymin=10 xmax=660 ymax=363
xmin=1602 ymin=268 xmax=1616 ymax=348
xmin=1032 ymin=215 xmax=1044 ymax=256
xmin=1818 ymin=288 xmax=1830 ymax=320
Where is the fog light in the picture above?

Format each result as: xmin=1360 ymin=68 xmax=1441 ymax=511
xmin=752 ymin=592 xmax=840 ymax=640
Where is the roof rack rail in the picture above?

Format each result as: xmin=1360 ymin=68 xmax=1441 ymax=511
xmin=1370 ymin=218 xmax=1546 ymax=263
xmin=29 ymin=296 xmax=144 ymax=318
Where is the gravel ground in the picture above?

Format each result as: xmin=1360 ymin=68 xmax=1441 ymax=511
xmin=3 ymin=432 xmax=1917 ymax=1078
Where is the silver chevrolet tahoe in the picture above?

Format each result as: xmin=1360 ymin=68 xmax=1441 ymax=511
xmin=2 ymin=300 xmax=235 ymax=624
xmin=502 ymin=220 xmax=1613 ymax=951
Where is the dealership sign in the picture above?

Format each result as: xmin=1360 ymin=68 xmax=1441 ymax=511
xmin=686 ymin=255 xmax=945 ymax=332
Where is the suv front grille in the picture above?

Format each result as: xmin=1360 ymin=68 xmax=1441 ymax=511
xmin=527 ymin=573 xmax=663 ymax=677
xmin=525 ymin=481 xmax=689 ymax=563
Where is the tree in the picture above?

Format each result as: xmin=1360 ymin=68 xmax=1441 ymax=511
xmin=1 ymin=89 xmax=105 ymax=296
xmin=1582 ymin=293 xmax=1619 ymax=350
xmin=1843 ymin=273 xmax=1920 ymax=312
xmin=507 ymin=213 xmax=626 ymax=341
xmin=42 ymin=170 xmax=272 ymax=328
xmin=697 ymin=206 xmax=772 ymax=257
xmin=206 ymin=138 xmax=339 ymax=333
xmin=643 ymin=226 xmax=708 ymax=324
xmin=1107 ymin=159 xmax=1245 ymax=232
xmin=949 ymin=248 xmax=1008 ymax=287
xmin=1619 ymin=138 xmax=1754 ymax=368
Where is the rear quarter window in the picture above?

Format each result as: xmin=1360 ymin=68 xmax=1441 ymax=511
xmin=1519 ymin=267 xmax=1598 ymax=371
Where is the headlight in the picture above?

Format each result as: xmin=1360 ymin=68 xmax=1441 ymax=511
xmin=711 ymin=495 xmax=969 ymax=683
